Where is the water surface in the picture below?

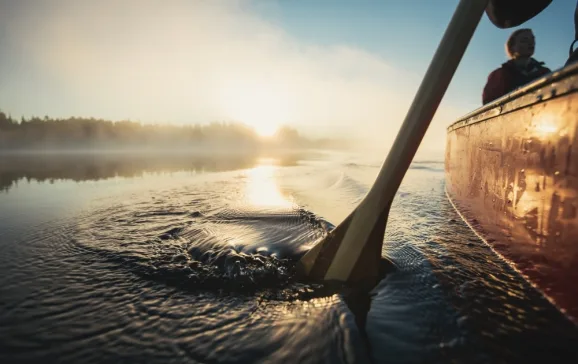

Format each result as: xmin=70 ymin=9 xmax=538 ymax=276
xmin=1 ymin=151 xmax=577 ymax=363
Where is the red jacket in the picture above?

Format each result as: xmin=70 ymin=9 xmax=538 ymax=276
xmin=482 ymin=58 xmax=551 ymax=105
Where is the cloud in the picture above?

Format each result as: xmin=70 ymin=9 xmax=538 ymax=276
xmin=0 ymin=0 xmax=466 ymax=150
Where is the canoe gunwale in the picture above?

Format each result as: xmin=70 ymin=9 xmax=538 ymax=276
xmin=448 ymin=62 xmax=578 ymax=133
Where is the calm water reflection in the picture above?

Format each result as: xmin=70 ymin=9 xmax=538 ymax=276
xmin=0 ymin=150 xmax=320 ymax=193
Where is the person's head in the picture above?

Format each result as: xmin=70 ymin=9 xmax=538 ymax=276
xmin=506 ymin=28 xmax=536 ymax=59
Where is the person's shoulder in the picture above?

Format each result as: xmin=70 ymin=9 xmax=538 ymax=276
xmin=530 ymin=58 xmax=551 ymax=72
xmin=487 ymin=64 xmax=508 ymax=79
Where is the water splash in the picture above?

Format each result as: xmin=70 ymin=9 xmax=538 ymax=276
xmin=72 ymin=182 xmax=339 ymax=300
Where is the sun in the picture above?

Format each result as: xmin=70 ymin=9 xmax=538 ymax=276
xmin=219 ymin=79 xmax=293 ymax=137
xmin=254 ymin=123 xmax=279 ymax=137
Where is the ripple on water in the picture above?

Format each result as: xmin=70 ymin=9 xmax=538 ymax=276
xmin=2 ymin=158 xmax=578 ymax=364
xmin=0 ymin=179 xmax=371 ymax=364
xmin=71 ymin=184 xmax=337 ymax=298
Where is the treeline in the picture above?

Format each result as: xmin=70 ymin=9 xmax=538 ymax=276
xmin=0 ymin=111 xmax=342 ymax=151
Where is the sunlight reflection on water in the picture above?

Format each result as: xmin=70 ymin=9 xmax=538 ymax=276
xmin=244 ymin=159 xmax=296 ymax=209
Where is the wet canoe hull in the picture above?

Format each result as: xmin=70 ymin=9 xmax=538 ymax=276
xmin=445 ymin=62 xmax=578 ymax=324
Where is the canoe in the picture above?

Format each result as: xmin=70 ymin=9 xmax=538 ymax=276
xmin=445 ymin=60 xmax=578 ymax=324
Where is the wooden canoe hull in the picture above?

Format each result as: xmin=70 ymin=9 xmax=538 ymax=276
xmin=445 ymin=62 xmax=578 ymax=324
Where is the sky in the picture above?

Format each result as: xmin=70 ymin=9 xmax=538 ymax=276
xmin=0 ymin=0 xmax=574 ymax=152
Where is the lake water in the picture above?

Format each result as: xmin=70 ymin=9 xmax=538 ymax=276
xmin=1 ymin=150 xmax=577 ymax=364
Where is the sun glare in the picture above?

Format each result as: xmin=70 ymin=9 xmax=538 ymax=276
xmin=219 ymin=79 xmax=293 ymax=137
xmin=244 ymin=161 xmax=294 ymax=208
xmin=254 ymin=123 xmax=279 ymax=137
xmin=534 ymin=113 xmax=559 ymax=138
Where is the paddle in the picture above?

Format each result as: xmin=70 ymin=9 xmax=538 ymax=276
xmin=485 ymin=0 xmax=552 ymax=28
xmin=297 ymin=0 xmax=556 ymax=289
xmin=296 ymin=0 xmax=491 ymax=289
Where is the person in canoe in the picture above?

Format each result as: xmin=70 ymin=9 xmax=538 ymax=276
xmin=482 ymin=28 xmax=551 ymax=105
xmin=566 ymin=1 xmax=578 ymax=66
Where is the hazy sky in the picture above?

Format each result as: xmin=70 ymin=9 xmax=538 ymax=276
xmin=0 ymin=0 xmax=573 ymax=151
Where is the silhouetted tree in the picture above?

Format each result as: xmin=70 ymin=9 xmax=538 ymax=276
xmin=0 ymin=110 xmax=331 ymax=151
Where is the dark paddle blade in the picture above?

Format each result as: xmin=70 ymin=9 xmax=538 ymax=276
xmin=486 ymin=0 xmax=552 ymax=28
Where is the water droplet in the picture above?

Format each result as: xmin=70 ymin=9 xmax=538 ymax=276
xmin=256 ymin=246 xmax=269 ymax=255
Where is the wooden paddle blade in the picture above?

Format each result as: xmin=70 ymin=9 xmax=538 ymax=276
xmin=296 ymin=205 xmax=396 ymax=288
xmin=297 ymin=213 xmax=355 ymax=281
xmin=486 ymin=0 xmax=552 ymax=28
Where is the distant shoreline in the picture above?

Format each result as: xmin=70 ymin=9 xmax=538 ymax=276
xmin=0 ymin=146 xmax=336 ymax=156
xmin=0 ymin=112 xmax=351 ymax=152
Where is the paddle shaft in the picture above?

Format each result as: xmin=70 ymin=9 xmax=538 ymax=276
xmin=364 ymin=0 xmax=489 ymax=211
xmin=298 ymin=0 xmax=490 ymax=283
xmin=300 ymin=0 xmax=490 ymax=283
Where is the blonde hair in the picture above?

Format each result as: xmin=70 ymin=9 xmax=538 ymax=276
xmin=506 ymin=28 xmax=534 ymax=59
